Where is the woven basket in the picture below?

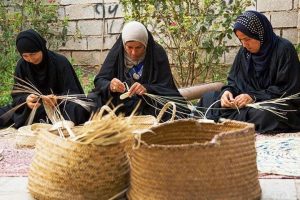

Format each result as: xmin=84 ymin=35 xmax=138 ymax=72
xmin=127 ymin=101 xmax=176 ymax=130
xmin=127 ymin=119 xmax=261 ymax=200
xmin=28 ymin=129 xmax=130 ymax=200
xmin=15 ymin=123 xmax=52 ymax=148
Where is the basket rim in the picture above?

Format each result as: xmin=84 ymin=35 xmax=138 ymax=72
xmin=134 ymin=119 xmax=255 ymax=149
xmin=38 ymin=128 xmax=130 ymax=147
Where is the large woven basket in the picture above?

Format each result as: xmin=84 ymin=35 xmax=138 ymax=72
xmin=127 ymin=119 xmax=261 ymax=200
xmin=28 ymin=129 xmax=130 ymax=200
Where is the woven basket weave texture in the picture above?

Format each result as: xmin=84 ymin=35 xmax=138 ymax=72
xmin=28 ymin=129 xmax=129 ymax=200
xmin=127 ymin=119 xmax=261 ymax=200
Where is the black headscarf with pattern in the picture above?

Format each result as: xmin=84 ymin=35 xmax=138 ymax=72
xmin=233 ymin=11 xmax=278 ymax=74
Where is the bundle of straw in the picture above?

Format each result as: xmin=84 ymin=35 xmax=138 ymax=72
xmin=71 ymin=105 xmax=134 ymax=146
xmin=9 ymin=76 xmax=94 ymax=125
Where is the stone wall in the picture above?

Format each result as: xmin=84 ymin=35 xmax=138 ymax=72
xmin=57 ymin=0 xmax=300 ymax=70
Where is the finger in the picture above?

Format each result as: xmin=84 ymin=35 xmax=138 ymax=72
xmin=129 ymin=83 xmax=138 ymax=96
xmin=117 ymin=83 xmax=126 ymax=92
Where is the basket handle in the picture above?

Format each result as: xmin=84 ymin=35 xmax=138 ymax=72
xmin=98 ymin=105 xmax=114 ymax=118
xmin=156 ymin=101 xmax=176 ymax=123
xmin=129 ymin=99 xmax=142 ymax=118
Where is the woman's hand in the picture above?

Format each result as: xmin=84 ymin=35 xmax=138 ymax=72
xmin=42 ymin=94 xmax=57 ymax=107
xmin=233 ymin=94 xmax=254 ymax=108
xmin=221 ymin=91 xmax=235 ymax=108
xmin=129 ymin=82 xmax=147 ymax=96
xmin=110 ymin=78 xmax=126 ymax=93
xmin=26 ymin=94 xmax=41 ymax=109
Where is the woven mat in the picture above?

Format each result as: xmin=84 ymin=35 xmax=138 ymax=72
xmin=0 ymin=128 xmax=35 ymax=177
xmin=256 ymin=132 xmax=300 ymax=179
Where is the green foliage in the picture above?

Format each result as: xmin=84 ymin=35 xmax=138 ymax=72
xmin=0 ymin=0 xmax=68 ymax=106
xmin=74 ymin=66 xmax=95 ymax=94
xmin=120 ymin=0 xmax=252 ymax=87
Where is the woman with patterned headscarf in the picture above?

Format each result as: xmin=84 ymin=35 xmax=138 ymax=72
xmin=92 ymin=21 xmax=185 ymax=118
xmin=196 ymin=11 xmax=300 ymax=133
xmin=0 ymin=29 xmax=89 ymax=128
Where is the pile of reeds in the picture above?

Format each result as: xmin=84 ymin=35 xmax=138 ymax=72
xmin=71 ymin=106 xmax=134 ymax=146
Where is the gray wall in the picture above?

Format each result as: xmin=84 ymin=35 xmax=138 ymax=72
xmin=57 ymin=0 xmax=300 ymax=71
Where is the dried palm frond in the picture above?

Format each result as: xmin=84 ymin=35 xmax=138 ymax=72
xmin=3 ymin=76 xmax=94 ymax=127
xmin=247 ymin=93 xmax=300 ymax=119
xmin=71 ymin=107 xmax=133 ymax=146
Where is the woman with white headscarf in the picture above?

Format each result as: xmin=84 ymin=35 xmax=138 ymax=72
xmin=92 ymin=21 xmax=185 ymax=118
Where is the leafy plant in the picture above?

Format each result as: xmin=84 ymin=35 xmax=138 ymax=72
xmin=74 ymin=66 xmax=95 ymax=94
xmin=0 ymin=0 xmax=68 ymax=106
xmin=120 ymin=0 xmax=252 ymax=87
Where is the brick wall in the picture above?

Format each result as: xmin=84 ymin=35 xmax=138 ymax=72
xmin=57 ymin=0 xmax=300 ymax=70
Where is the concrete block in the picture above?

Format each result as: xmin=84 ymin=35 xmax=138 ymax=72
xmin=71 ymin=50 xmax=109 ymax=66
xmin=294 ymin=0 xmax=299 ymax=9
xmin=282 ymin=28 xmax=298 ymax=44
xmin=58 ymin=6 xmax=65 ymax=19
xmin=88 ymin=35 xmax=119 ymax=50
xmin=105 ymin=18 xmax=124 ymax=34
xmin=78 ymin=20 xmax=104 ymax=36
xmin=60 ymin=0 xmax=119 ymax=5
xmin=271 ymin=11 xmax=298 ymax=28
xmin=58 ymin=50 xmax=72 ymax=60
xmin=224 ymin=47 xmax=240 ymax=65
xmin=65 ymin=5 xmax=95 ymax=20
xmin=72 ymin=51 xmax=101 ymax=66
xmin=298 ymin=11 xmax=300 ymax=29
xmin=257 ymin=0 xmax=293 ymax=12
xmin=224 ymin=33 xmax=240 ymax=47
xmin=94 ymin=2 xmax=124 ymax=19
xmin=66 ymin=21 xmax=77 ymax=35
xmin=273 ymin=28 xmax=281 ymax=37
xmin=60 ymin=36 xmax=87 ymax=50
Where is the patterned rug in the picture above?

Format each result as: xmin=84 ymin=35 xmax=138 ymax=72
xmin=256 ymin=133 xmax=300 ymax=179
xmin=0 ymin=128 xmax=35 ymax=177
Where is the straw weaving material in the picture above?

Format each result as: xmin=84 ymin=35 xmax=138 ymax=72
xmin=127 ymin=119 xmax=261 ymax=200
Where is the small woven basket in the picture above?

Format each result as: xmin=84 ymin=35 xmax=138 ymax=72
xmin=28 ymin=129 xmax=130 ymax=200
xmin=15 ymin=123 xmax=52 ymax=148
xmin=127 ymin=101 xmax=176 ymax=130
xmin=127 ymin=119 xmax=261 ymax=200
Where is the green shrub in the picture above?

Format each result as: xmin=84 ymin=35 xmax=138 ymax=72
xmin=120 ymin=0 xmax=252 ymax=87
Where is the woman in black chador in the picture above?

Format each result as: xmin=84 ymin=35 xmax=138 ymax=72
xmin=0 ymin=29 xmax=89 ymax=128
xmin=196 ymin=11 xmax=300 ymax=133
xmin=92 ymin=21 xmax=186 ymax=119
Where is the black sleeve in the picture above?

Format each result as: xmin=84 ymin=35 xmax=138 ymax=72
xmin=249 ymin=41 xmax=300 ymax=101
xmin=47 ymin=53 xmax=84 ymax=95
xmin=220 ymin=49 xmax=243 ymax=97
xmin=93 ymin=39 xmax=121 ymax=102
xmin=143 ymin=44 xmax=181 ymax=96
